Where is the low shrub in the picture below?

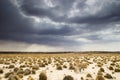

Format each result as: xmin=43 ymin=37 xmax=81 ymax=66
xmin=108 ymin=66 xmax=114 ymax=70
xmin=39 ymin=63 xmax=45 ymax=67
xmin=0 ymin=76 xmax=1 ymax=80
xmin=17 ymin=74 xmax=23 ymax=78
xmin=24 ymin=69 xmax=31 ymax=75
xmin=20 ymin=65 xmax=26 ymax=68
xmin=9 ymin=65 xmax=15 ymax=68
xmin=81 ymin=77 xmax=84 ymax=80
xmin=114 ymin=68 xmax=120 ymax=72
xmin=14 ymin=67 xmax=19 ymax=72
xmin=96 ymin=75 xmax=105 ymax=80
xmin=63 ymin=65 xmax=67 ymax=68
xmin=56 ymin=65 xmax=62 ymax=70
xmin=8 ymin=75 xmax=19 ymax=80
xmin=110 ymin=63 xmax=115 ymax=66
xmin=27 ymin=76 xmax=34 ymax=80
xmin=32 ymin=65 xmax=39 ymax=70
xmin=32 ymin=69 xmax=36 ymax=74
xmin=63 ymin=75 xmax=74 ymax=80
xmin=17 ymin=69 xmax=24 ymax=75
xmin=39 ymin=72 xmax=47 ymax=80
xmin=96 ymin=70 xmax=105 ymax=80
xmin=86 ymin=73 xmax=92 ymax=78
xmin=97 ymin=71 xmax=103 ymax=76
xmin=0 ymin=69 xmax=3 ymax=74
xmin=104 ymin=73 xmax=113 ymax=79
xmin=69 ymin=65 xmax=75 ymax=70
xmin=4 ymin=62 xmax=10 ymax=65
xmin=4 ymin=72 xmax=14 ymax=78
xmin=97 ymin=64 xmax=103 ymax=67
xmin=0 ymin=60 xmax=4 ymax=64
xmin=100 ymin=68 xmax=105 ymax=72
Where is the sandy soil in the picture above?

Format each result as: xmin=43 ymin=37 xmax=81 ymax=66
xmin=0 ymin=53 xmax=120 ymax=80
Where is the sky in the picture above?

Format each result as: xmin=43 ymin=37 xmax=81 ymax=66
xmin=0 ymin=0 xmax=120 ymax=52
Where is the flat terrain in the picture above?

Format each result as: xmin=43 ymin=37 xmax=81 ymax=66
xmin=0 ymin=53 xmax=120 ymax=80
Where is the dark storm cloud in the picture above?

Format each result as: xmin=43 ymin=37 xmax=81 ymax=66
xmin=68 ymin=14 xmax=120 ymax=24
xmin=0 ymin=33 xmax=79 ymax=46
xmin=17 ymin=0 xmax=120 ymax=24
xmin=15 ymin=0 xmax=120 ymax=38
xmin=0 ymin=0 xmax=35 ymax=33
xmin=0 ymin=0 xmax=78 ymax=46
xmin=20 ymin=2 xmax=53 ymax=18
xmin=37 ymin=26 xmax=74 ymax=35
xmin=68 ymin=0 xmax=120 ymax=24
xmin=0 ymin=0 xmax=120 ymax=48
xmin=18 ymin=0 xmax=75 ymax=22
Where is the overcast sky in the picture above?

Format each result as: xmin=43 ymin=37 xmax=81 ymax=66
xmin=0 ymin=0 xmax=120 ymax=52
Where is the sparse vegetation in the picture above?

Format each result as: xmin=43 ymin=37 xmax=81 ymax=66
xmin=86 ymin=73 xmax=92 ymax=78
xmin=56 ymin=65 xmax=62 ymax=70
xmin=63 ymin=75 xmax=74 ymax=80
xmin=0 ymin=69 xmax=3 ymax=74
xmin=104 ymin=73 xmax=113 ymax=79
xmin=14 ymin=67 xmax=19 ymax=72
xmin=39 ymin=72 xmax=47 ymax=80
xmin=17 ymin=69 xmax=24 ymax=75
xmin=96 ymin=75 xmax=105 ymax=80
xmin=0 ymin=53 xmax=119 ymax=80
xmin=32 ymin=65 xmax=39 ymax=70
xmin=69 ymin=65 xmax=75 ymax=70
xmin=81 ymin=77 xmax=84 ymax=80
xmin=32 ymin=69 xmax=36 ymax=74
xmin=108 ymin=66 xmax=114 ymax=70
xmin=5 ymin=72 xmax=14 ymax=78
xmin=9 ymin=65 xmax=15 ymax=68
xmin=8 ymin=75 xmax=20 ymax=80
xmin=63 ymin=65 xmax=67 ymax=68
xmin=17 ymin=74 xmax=23 ymax=78
xmin=100 ymin=67 xmax=105 ymax=72
xmin=24 ymin=69 xmax=31 ymax=75
xmin=27 ymin=76 xmax=34 ymax=80
xmin=114 ymin=68 xmax=120 ymax=72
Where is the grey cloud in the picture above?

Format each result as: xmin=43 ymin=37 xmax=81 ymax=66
xmin=37 ymin=26 xmax=74 ymax=35
xmin=0 ymin=0 xmax=81 ymax=46
xmin=16 ymin=0 xmax=120 ymax=24
xmin=0 ymin=0 xmax=34 ymax=33
xmin=20 ymin=2 xmax=53 ymax=17
xmin=0 ymin=33 xmax=80 ymax=46
xmin=69 ymin=0 xmax=120 ymax=24
xmin=68 ymin=14 xmax=120 ymax=24
xmin=0 ymin=0 xmax=120 ymax=49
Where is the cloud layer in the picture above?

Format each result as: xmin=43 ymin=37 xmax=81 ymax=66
xmin=0 ymin=0 xmax=120 ymax=51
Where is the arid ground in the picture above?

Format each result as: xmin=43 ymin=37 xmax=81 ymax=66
xmin=0 ymin=52 xmax=120 ymax=80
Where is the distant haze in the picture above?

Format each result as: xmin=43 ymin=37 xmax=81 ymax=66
xmin=0 ymin=0 xmax=120 ymax=52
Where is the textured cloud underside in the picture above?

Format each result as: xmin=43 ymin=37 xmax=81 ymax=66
xmin=0 ymin=0 xmax=120 ymax=51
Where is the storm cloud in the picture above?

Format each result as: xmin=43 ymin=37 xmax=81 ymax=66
xmin=0 ymin=0 xmax=120 ymax=51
